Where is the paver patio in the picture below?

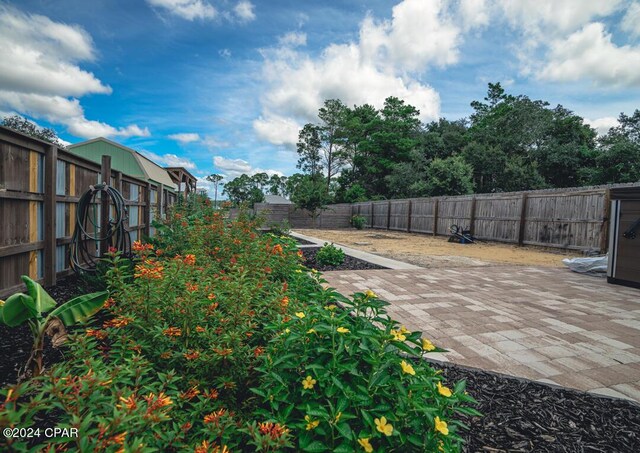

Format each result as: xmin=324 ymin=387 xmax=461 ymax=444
xmin=322 ymin=266 xmax=640 ymax=403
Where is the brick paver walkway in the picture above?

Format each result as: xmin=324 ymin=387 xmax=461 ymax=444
xmin=323 ymin=266 xmax=640 ymax=402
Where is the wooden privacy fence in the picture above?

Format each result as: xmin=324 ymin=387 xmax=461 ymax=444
xmin=0 ymin=127 xmax=176 ymax=298
xmin=350 ymin=187 xmax=622 ymax=252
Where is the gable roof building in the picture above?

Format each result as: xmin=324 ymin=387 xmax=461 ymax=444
xmin=67 ymin=137 xmax=177 ymax=191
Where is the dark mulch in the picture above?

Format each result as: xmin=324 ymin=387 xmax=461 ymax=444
xmin=437 ymin=361 xmax=640 ymax=452
xmin=300 ymin=247 xmax=388 ymax=272
xmin=291 ymin=236 xmax=315 ymax=245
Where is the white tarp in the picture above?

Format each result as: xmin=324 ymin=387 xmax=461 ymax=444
xmin=562 ymin=255 xmax=608 ymax=276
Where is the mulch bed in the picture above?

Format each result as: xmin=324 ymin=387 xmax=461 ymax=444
xmin=290 ymin=236 xmax=316 ymax=245
xmin=300 ymin=247 xmax=388 ymax=272
xmin=2 ymin=268 xmax=640 ymax=452
xmin=437 ymin=361 xmax=640 ymax=452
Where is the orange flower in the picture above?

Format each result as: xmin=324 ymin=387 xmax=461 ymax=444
xmin=103 ymin=297 xmax=116 ymax=309
xmin=206 ymin=388 xmax=219 ymax=399
xmin=207 ymin=293 xmax=216 ymax=300
xmin=103 ymin=316 xmax=133 ymax=329
xmin=86 ymin=328 xmax=108 ymax=340
xmin=117 ymin=395 xmax=137 ymax=411
xmin=253 ymin=346 xmax=265 ymax=357
xmin=163 ymin=327 xmax=182 ymax=337
xmin=183 ymin=254 xmax=196 ymax=265
xmin=196 ymin=326 xmax=206 ymax=333
xmin=160 ymin=352 xmax=172 ymax=359
xmin=214 ymin=348 xmax=233 ymax=357
xmin=258 ymin=422 xmax=290 ymax=440
xmin=204 ymin=408 xmax=227 ymax=425
xmin=183 ymin=350 xmax=201 ymax=360
xmin=134 ymin=260 xmax=164 ymax=280
xmin=144 ymin=391 xmax=173 ymax=409
xmin=272 ymin=244 xmax=283 ymax=254
xmin=180 ymin=386 xmax=200 ymax=400
xmin=185 ymin=282 xmax=199 ymax=292
xmin=207 ymin=302 xmax=219 ymax=313
xmin=280 ymin=296 xmax=289 ymax=308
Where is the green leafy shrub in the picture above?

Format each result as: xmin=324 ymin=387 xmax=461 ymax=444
xmin=252 ymin=288 xmax=479 ymax=452
xmin=315 ymin=243 xmax=345 ymax=267
xmin=351 ymin=215 xmax=367 ymax=230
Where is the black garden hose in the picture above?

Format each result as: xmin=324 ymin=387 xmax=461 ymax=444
xmin=69 ymin=184 xmax=131 ymax=273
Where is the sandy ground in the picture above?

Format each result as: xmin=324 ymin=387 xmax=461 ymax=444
xmin=294 ymin=229 xmax=581 ymax=268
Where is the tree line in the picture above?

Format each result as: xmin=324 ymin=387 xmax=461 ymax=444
xmin=222 ymin=83 xmax=639 ymax=211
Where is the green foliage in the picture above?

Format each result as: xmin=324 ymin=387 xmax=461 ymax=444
xmin=222 ymin=173 xmax=266 ymax=207
xmin=1 ymin=115 xmax=66 ymax=148
xmin=425 ymin=155 xmax=475 ymax=196
xmin=351 ymin=215 xmax=366 ymax=230
xmin=315 ymin=243 xmax=345 ymax=267
xmin=252 ymin=289 xmax=479 ymax=452
xmin=289 ymin=175 xmax=332 ymax=220
xmin=0 ymin=276 xmax=107 ymax=377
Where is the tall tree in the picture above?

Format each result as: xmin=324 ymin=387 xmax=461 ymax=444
xmin=296 ymin=124 xmax=324 ymax=178
xmin=317 ymin=99 xmax=349 ymax=192
xmin=205 ymin=174 xmax=224 ymax=207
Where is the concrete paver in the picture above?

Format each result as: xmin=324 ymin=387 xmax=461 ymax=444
xmin=322 ymin=266 xmax=640 ymax=403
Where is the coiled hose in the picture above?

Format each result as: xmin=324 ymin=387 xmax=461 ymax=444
xmin=70 ymin=184 xmax=131 ymax=273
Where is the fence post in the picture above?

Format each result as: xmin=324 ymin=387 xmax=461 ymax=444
xmin=469 ymin=196 xmax=477 ymax=233
xmin=600 ymin=188 xmax=611 ymax=253
xmin=370 ymin=202 xmax=374 ymax=228
xmin=43 ymin=145 xmax=57 ymax=286
xmin=517 ymin=193 xmax=528 ymax=246
xmin=114 ymin=171 xmax=123 ymax=194
xmin=100 ymin=155 xmax=111 ymax=256
xmin=407 ymin=200 xmax=412 ymax=233
xmin=157 ymin=183 xmax=164 ymax=220
xmin=387 ymin=200 xmax=391 ymax=230
xmin=144 ymin=182 xmax=152 ymax=239
xmin=433 ymin=199 xmax=439 ymax=236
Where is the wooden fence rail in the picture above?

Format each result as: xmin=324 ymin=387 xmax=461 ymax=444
xmin=0 ymin=127 xmax=174 ymax=298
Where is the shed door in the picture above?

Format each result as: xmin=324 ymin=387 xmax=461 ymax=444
xmin=609 ymin=199 xmax=640 ymax=284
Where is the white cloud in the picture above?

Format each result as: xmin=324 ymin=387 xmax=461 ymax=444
xmin=202 ymin=135 xmax=231 ymax=149
xmin=234 ymin=1 xmax=256 ymax=22
xmin=278 ymin=32 xmax=307 ymax=48
xmin=254 ymin=0 xmax=457 ymax=147
xmin=213 ymin=155 xmax=282 ymax=179
xmin=539 ymin=23 xmax=640 ymax=87
xmin=459 ymin=0 xmax=490 ymax=31
xmin=0 ymin=6 xmax=148 ymax=139
xmin=585 ymin=116 xmax=619 ymax=135
xmin=219 ymin=48 xmax=232 ymax=58
xmin=496 ymin=0 xmax=624 ymax=37
xmin=142 ymin=150 xmax=196 ymax=169
xmin=146 ymin=0 xmax=216 ymax=21
xmin=168 ymin=132 xmax=200 ymax=143
xmin=621 ymin=2 xmax=640 ymax=38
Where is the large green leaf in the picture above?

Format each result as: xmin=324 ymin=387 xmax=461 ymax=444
xmin=48 ymin=291 xmax=109 ymax=326
xmin=22 ymin=276 xmax=56 ymax=314
xmin=1 ymin=293 xmax=37 ymax=327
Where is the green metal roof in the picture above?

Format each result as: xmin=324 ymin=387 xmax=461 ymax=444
xmin=68 ymin=137 xmax=177 ymax=191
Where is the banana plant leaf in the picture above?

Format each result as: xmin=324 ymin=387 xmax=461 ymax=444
xmin=22 ymin=276 xmax=57 ymax=314
xmin=49 ymin=291 xmax=109 ymax=326
xmin=1 ymin=293 xmax=37 ymax=327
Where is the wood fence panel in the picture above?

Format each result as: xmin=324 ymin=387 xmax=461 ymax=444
xmin=409 ymin=198 xmax=436 ymax=233
xmin=436 ymin=197 xmax=473 ymax=234
xmin=372 ymin=201 xmax=389 ymax=229
xmin=473 ymin=195 xmax=522 ymax=242
xmin=318 ymin=204 xmax=352 ymax=229
xmin=389 ymin=200 xmax=408 ymax=231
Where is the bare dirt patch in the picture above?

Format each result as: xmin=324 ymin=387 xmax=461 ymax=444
xmin=294 ymin=229 xmax=580 ymax=268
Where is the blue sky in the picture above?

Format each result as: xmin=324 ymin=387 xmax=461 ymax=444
xmin=1 ymin=0 xmax=640 ymax=195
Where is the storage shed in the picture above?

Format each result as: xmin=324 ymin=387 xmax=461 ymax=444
xmin=608 ymin=186 xmax=640 ymax=288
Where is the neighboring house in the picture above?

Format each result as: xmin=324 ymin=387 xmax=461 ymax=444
xmin=165 ymin=167 xmax=197 ymax=197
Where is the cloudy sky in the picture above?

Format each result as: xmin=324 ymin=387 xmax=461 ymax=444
xmin=1 ymin=0 xmax=639 ymax=194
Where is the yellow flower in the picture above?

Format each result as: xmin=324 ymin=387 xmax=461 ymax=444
xmin=311 ymin=269 xmax=318 ymax=273
xmin=295 ymin=312 xmax=305 ymax=319
xmin=324 ymin=304 xmax=337 ymax=311
xmin=364 ymin=289 xmax=377 ymax=298
xmin=357 ymin=438 xmax=373 ymax=452
xmin=399 ymin=325 xmax=411 ymax=334
xmin=283 ymin=328 xmax=290 ymax=334
xmin=374 ymin=417 xmax=393 ymax=436
xmin=305 ymin=415 xmax=319 ymax=430
xmin=421 ymin=338 xmax=436 ymax=351
xmin=390 ymin=330 xmax=406 ymax=341
xmin=336 ymin=327 xmax=350 ymax=334
xmin=295 ymin=269 xmax=303 ymax=273
xmin=307 ymin=328 xmax=316 ymax=334
xmin=437 ymin=381 xmax=452 ymax=397
xmin=0 ymin=299 xmax=4 ymax=307
xmin=334 ymin=412 xmax=342 ymax=423
xmin=400 ymin=360 xmax=416 ymax=376
xmin=302 ymin=375 xmax=317 ymax=390
xmin=434 ymin=416 xmax=449 ymax=436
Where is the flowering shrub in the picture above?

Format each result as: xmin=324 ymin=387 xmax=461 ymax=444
xmin=252 ymin=287 xmax=479 ymax=452
xmin=0 ymin=196 xmax=478 ymax=452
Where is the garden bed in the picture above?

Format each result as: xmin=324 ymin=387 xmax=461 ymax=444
xmin=438 ymin=361 xmax=640 ymax=452
xmin=300 ymin=247 xmax=388 ymax=271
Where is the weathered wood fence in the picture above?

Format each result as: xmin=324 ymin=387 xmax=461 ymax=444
xmin=252 ymin=184 xmax=640 ymax=253
xmin=0 ymin=127 xmax=176 ymax=298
